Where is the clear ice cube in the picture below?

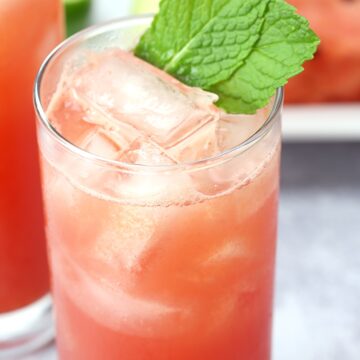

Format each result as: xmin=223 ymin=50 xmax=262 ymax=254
xmin=80 ymin=129 xmax=123 ymax=159
xmin=216 ymin=112 xmax=263 ymax=152
xmin=119 ymin=139 xmax=176 ymax=165
xmin=46 ymin=49 xmax=221 ymax=166
xmin=190 ymin=108 xmax=273 ymax=196
xmin=203 ymin=240 xmax=246 ymax=265
xmin=167 ymin=120 xmax=219 ymax=163
xmin=92 ymin=206 xmax=159 ymax=272
xmin=55 ymin=243 xmax=186 ymax=337
xmin=69 ymin=49 xmax=220 ymax=147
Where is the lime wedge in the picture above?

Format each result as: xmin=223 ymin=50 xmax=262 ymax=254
xmin=64 ymin=0 xmax=91 ymax=36
xmin=64 ymin=0 xmax=86 ymax=4
xmin=132 ymin=0 xmax=159 ymax=14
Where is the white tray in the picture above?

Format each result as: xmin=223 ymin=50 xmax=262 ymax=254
xmin=283 ymin=104 xmax=360 ymax=142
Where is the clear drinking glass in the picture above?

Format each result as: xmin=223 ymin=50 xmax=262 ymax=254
xmin=0 ymin=0 xmax=63 ymax=357
xmin=34 ymin=17 xmax=282 ymax=360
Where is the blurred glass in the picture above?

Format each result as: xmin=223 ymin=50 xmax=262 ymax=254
xmin=286 ymin=0 xmax=360 ymax=104
xmin=0 ymin=0 xmax=63 ymax=357
xmin=64 ymin=0 xmax=92 ymax=36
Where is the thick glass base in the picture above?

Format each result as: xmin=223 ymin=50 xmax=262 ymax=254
xmin=0 ymin=295 xmax=54 ymax=359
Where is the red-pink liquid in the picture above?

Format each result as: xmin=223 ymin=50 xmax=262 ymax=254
xmin=42 ymin=142 xmax=280 ymax=359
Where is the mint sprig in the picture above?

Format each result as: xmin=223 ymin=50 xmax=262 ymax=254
xmin=135 ymin=0 xmax=319 ymax=114
xmin=211 ymin=0 xmax=320 ymax=113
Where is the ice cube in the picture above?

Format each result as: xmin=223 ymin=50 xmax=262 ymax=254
xmin=120 ymin=139 xmax=176 ymax=165
xmin=80 ymin=279 xmax=187 ymax=337
xmin=218 ymin=96 xmax=274 ymax=148
xmin=216 ymin=112 xmax=263 ymax=152
xmin=48 ymin=49 xmax=220 ymax=149
xmin=93 ymin=205 xmax=160 ymax=273
xmin=189 ymin=107 xmax=275 ymax=196
xmin=108 ymin=166 xmax=190 ymax=205
xmin=53 ymin=244 xmax=187 ymax=338
xmin=45 ymin=47 xmax=226 ymax=204
xmin=167 ymin=119 xmax=219 ymax=163
xmin=80 ymin=129 xmax=123 ymax=158
xmin=46 ymin=72 xmax=95 ymax=145
xmin=204 ymin=240 xmax=246 ymax=265
xmin=51 ymin=128 xmax=124 ymax=191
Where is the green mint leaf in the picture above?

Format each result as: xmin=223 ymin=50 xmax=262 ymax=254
xmin=135 ymin=0 xmax=319 ymax=114
xmin=211 ymin=0 xmax=320 ymax=113
xmin=135 ymin=0 xmax=271 ymax=88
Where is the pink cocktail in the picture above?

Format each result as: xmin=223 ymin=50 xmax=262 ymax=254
xmin=35 ymin=17 xmax=282 ymax=359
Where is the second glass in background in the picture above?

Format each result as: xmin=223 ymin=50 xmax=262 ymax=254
xmin=0 ymin=0 xmax=63 ymax=357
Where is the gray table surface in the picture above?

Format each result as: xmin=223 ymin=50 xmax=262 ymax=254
xmin=22 ymin=142 xmax=360 ymax=360
xmin=275 ymin=143 xmax=360 ymax=360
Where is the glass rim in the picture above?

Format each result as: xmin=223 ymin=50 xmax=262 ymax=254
xmin=34 ymin=15 xmax=283 ymax=173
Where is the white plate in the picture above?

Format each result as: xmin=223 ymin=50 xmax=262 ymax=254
xmin=283 ymin=104 xmax=360 ymax=141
